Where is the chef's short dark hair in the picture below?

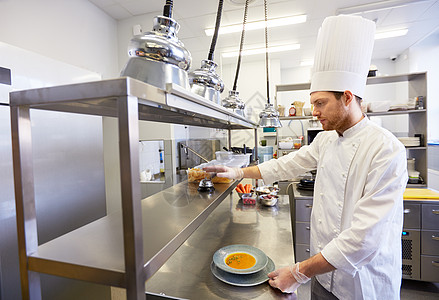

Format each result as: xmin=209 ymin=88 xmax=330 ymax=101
xmin=332 ymin=91 xmax=362 ymax=105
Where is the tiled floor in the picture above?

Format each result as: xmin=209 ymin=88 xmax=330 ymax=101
xmin=401 ymin=280 xmax=439 ymax=299
xmin=296 ymin=279 xmax=439 ymax=299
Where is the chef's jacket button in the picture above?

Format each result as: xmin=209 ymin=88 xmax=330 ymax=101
xmin=337 ymin=202 xmax=342 ymax=207
xmin=318 ymin=219 xmax=322 ymax=223
xmin=320 ymin=192 xmax=323 ymax=196
xmin=318 ymin=244 xmax=322 ymax=249
xmin=342 ymin=173 xmax=346 ymax=178
xmin=333 ymin=229 xmax=338 ymax=233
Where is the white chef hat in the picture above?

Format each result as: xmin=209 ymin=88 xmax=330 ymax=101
xmin=310 ymin=15 xmax=376 ymax=99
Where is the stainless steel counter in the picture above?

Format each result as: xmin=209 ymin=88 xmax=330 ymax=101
xmin=144 ymin=179 xmax=297 ymax=300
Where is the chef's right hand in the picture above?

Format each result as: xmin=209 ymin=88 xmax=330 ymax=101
xmin=203 ymin=165 xmax=244 ymax=180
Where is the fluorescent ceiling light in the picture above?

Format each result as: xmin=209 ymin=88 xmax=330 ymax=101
xmin=222 ymin=44 xmax=300 ymax=58
xmin=205 ymin=15 xmax=307 ymax=36
xmin=337 ymin=0 xmax=429 ymax=15
xmin=375 ymin=28 xmax=408 ymax=39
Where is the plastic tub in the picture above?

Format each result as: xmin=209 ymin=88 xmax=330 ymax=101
xmin=215 ymin=151 xmax=233 ymax=161
xmin=230 ymin=153 xmax=251 ymax=167
xmin=257 ymin=146 xmax=273 ymax=163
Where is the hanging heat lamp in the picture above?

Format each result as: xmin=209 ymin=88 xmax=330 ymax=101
xmin=258 ymin=0 xmax=282 ymax=128
xmin=221 ymin=0 xmax=249 ymax=116
xmin=188 ymin=0 xmax=225 ymax=105
xmin=120 ymin=0 xmax=192 ymax=90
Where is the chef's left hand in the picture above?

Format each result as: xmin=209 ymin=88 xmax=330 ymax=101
xmin=268 ymin=266 xmax=300 ymax=293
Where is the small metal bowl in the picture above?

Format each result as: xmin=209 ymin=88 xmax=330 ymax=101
xmin=237 ymin=192 xmax=253 ymax=199
xmin=254 ymin=186 xmax=279 ymax=196
xmin=260 ymin=194 xmax=278 ymax=206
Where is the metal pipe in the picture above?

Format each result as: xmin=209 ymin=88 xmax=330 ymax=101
xmin=180 ymin=144 xmax=210 ymax=163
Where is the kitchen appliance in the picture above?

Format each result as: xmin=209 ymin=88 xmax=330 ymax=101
xmin=297 ymin=170 xmax=316 ymax=190
xmin=120 ymin=0 xmax=192 ymax=90
xmin=189 ymin=0 xmax=225 ymax=105
xmin=307 ymin=128 xmax=323 ymax=145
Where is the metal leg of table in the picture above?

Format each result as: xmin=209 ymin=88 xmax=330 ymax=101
xmin=10 ymin=106 xmax=42 ymax=300
xmin=117 ymin=96 xmax=145 ymax=300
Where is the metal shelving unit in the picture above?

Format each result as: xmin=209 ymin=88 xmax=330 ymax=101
xmin=275 ymin=72 xmax=429 ymax=187
xmin=9 ymin=77 xmax=258 ymax=300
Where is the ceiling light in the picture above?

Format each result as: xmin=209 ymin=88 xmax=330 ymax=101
xmin=205 ymin=15 xmax=307 ymax=36
xmin=222 ymin=44 xmax=300 ymax=58
xmin=336 ymin=0 xmax=429 ymax=15
xmin=375 ymin=28 xmax=408 ymax=39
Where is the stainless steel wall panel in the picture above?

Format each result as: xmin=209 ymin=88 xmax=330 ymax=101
xmin=1 ymin=106 xmax=109 ymax=299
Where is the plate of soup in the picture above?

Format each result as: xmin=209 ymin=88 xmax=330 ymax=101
xmin=213 ymin=244 xmax=268 ymax=274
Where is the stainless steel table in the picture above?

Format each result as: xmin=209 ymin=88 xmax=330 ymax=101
xmin=144 ymin=179 xmax=297 ymax=300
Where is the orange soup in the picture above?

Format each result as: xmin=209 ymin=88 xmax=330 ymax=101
xmin=225 ymin=252 xmax=256 ymax=269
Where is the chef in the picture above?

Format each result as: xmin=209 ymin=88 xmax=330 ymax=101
xmin=204 ymin=15 xmax=407 ymax=299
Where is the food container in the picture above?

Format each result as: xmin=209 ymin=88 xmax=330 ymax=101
xmin=237 ymin=192 xmax=253 ymax=199
xmin=230 ymin=153 xmax=251 ymax=167
xmin=187 ymin=163 xmax=233 ymax=183
xmin=242 ymin=195 xmax=256 ymax=205
xmin=257 ymin=146 xmax=273 ymax=163
xmin=260 ymin=194 xmax=278 ymax=206
xmin=278 ymin=141 xmax=294 ymax=150
xmin=216 ymin=151 xmax=233 ymax=162
xmin=293 ymin=138 xmax=302 ymax=149
xmin=254 ymin=186 xmax=279 ymax=196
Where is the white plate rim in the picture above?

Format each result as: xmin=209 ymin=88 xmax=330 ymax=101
xmin=213 ymin=244 xmax=268 ymax=274
xmin=210 ymin=256 xmax=275 ymax=287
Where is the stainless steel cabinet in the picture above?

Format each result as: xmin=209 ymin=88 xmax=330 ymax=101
xmin=421 ymin=203 xmax=439 ymax=281
xmin=9 ymin=78 xmax=258 ymax=300
xmin=288 ymin=183 xmax=313 ymax=263
xmin=403 ymin=200 xmax=439 ymax=282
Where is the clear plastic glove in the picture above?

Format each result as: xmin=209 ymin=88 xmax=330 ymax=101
xmin=202 ymin=165 xmax=244 ymax=180
xmin=267 ymin=263 xmax=310 ymax=293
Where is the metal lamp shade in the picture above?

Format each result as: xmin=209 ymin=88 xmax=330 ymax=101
xmin=189 ymin=60 xmax=224 ymax=105
xmin=222 ymin=90 xmax=245 ymax=116
xmin=258 ymin=103 xmax=282 ymax=128
xmin=120 ymin=16 xmax=192 ymax=90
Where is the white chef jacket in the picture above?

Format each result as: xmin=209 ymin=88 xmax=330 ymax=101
xmin=258 ymin=117 xmax=407 ymax=299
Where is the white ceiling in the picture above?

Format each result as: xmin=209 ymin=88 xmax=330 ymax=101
xmin=88 ymin=0 xmax=439 ymax=69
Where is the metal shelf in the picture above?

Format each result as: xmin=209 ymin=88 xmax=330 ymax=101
xmin=275 ymin=72 xmax=428 ymax=92
xmin=367 ymin=109 xmax=426 ymax=117
xmin=279 ymin=116 xmax=313 ymax=120
xmin=9 ymin=77 xmax=256 ymax=300
xmin=10 ymin=77 xmax=257 ymax=130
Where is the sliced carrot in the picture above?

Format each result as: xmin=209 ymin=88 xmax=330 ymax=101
xmin=236 ymin=186 xmax=244 ymax=193
xmin=237 ymin=183 xmax=244 ymax=190
xmin=244 ymin=184 xmax=251 ymax=193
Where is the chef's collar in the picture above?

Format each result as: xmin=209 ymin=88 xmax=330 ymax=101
xmin=338 ymin=114 xmax=368 ymax=138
